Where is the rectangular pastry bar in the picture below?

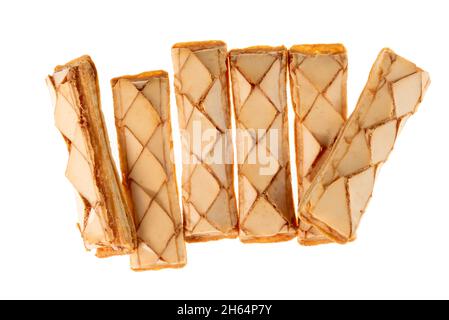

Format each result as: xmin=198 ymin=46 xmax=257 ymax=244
xmin=46 ymin=56 xmax=137 ymax=257
xmin=112 ymin=71 xmax=187 ymax=270
xmin=289 ymin=44 xmax=348 ymax=245
xmin=229 ymin=46 xmax=296 ymax=242
xmin=298 ymin=48 xmax=430 ymax=243
xmin=172 ymin=41 xmax=238 ymax=241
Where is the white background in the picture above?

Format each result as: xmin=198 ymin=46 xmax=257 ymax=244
xmin=0 ymin=0 xmax=447 ymax=300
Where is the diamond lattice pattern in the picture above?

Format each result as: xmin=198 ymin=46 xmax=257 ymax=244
xmin=113 ymin=74 xmax=186 ymax=269
xmin=298 ymin=49 xmax=430 ymax=243
xmin=172 ymin=44 xmax=238 ymax=240
xmin=289 ymin=48 xmax=347 ymax=245
xmin=230 ymin=48 xmax=296 ymax=241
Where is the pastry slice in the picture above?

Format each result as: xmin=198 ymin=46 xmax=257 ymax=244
xmin=289 ymin=44 xmax=348 ymax=245
xmin=46 ymin=56 xmax=137 ymax=257
xmin=298 ymin=48 xmax=430 ymax=243
xmin=229 ymin=46 xmax=296 ymax=242
xmin=172 ymin=41 xmax=238 ymax=242
xmin=112 ymin=71 xmax=187 ymax=270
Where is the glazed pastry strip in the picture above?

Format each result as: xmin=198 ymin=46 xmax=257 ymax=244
xmin=46 ymin=56 xmax=136 ymax=256
xmin=112 ymin=71 xmax=187 ymax=270
xmin=229 ymin=46 xmax=296 ymax=242
xmin=298 ymin=48 xmax=430 ymax=243
xmin=289 ymin=44 xmax=348 ymax=245
xmin=172 ymin=41 xmax=238 ymax=241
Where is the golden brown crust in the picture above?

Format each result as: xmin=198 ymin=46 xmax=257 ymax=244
xmin=290 ymin=44 xmax=346 ymax=55
xmin=131 ymin=261 xmax=187 ymax=272
xmin=240 ymin=233 xmax=296 ymax=244
xmin=95 ymin=247 xmax=131 ymax=258
xmin=229 ymin=45 xmax=287 ymax=55
xmin=172 ymin=40 xmax=226 ymax=50
xmin=298 ymin=236 xmax=355 ymax=246
xmin=78 ymin=59 xmax=136 ymax=252
xmin=298 ymin=238 xmax=333 ymax=246
xmin=54 ymin=55 xmax=96 ymax=73
xmin=185 ymin=231 xmax=239 ymax=243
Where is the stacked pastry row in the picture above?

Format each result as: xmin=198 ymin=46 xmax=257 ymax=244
xmin=46 ymin=41 xmax=430 ymax=271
